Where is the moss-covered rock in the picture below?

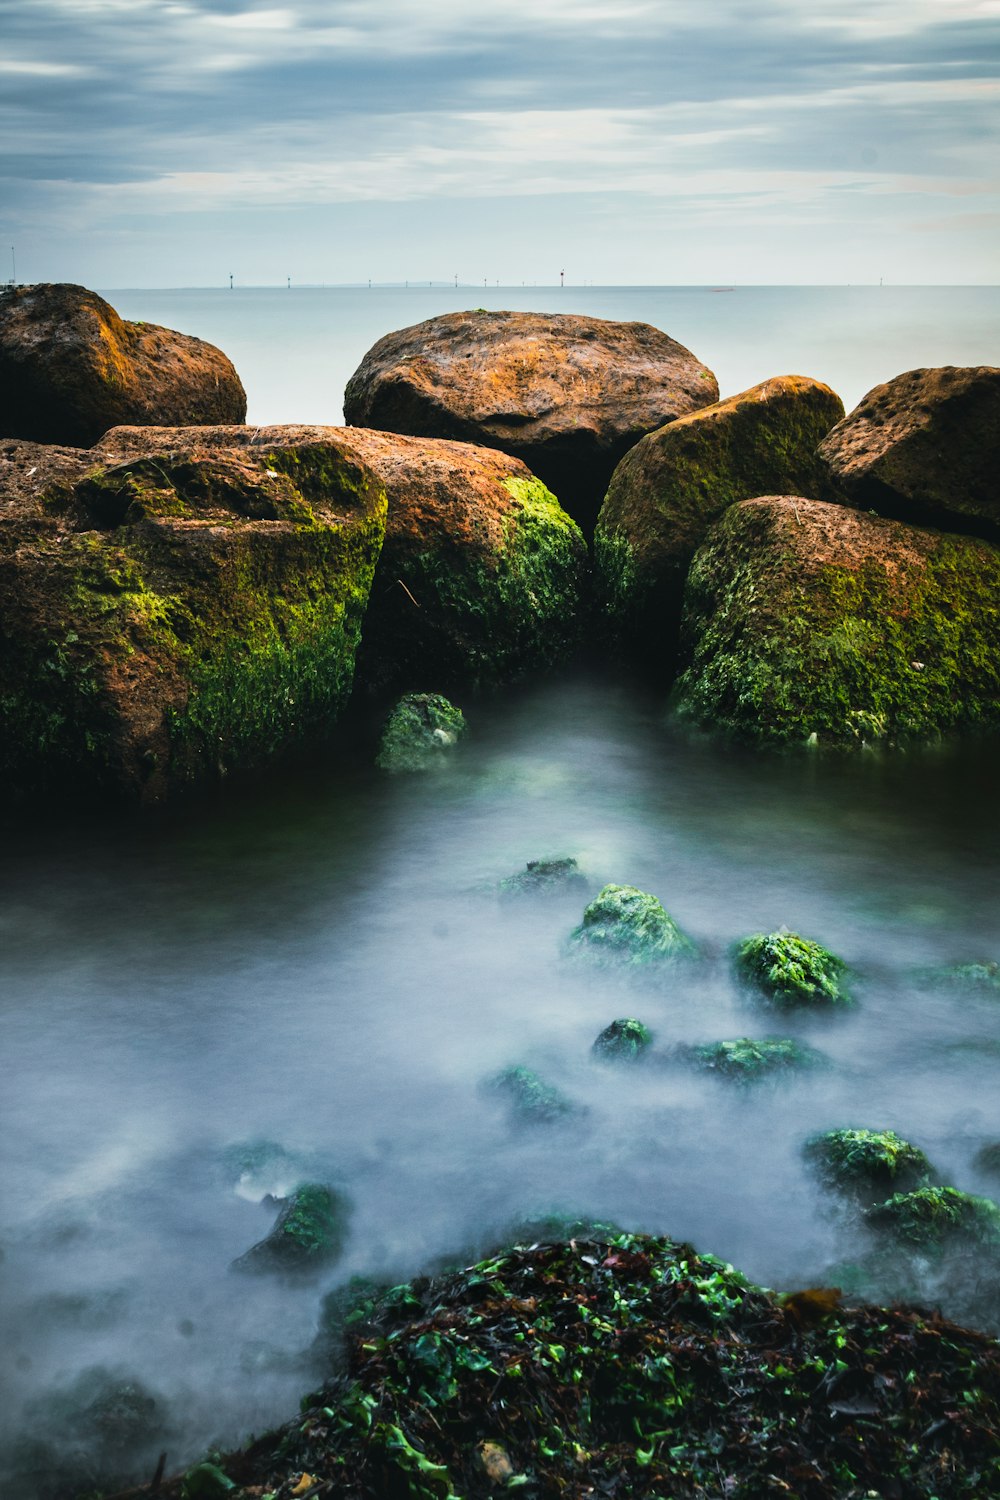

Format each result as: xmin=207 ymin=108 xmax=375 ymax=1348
xmin=486 ymin=1066 xmax=577 ymax=1125
xmin=671 ymin=495 xmax=1000 ymax=751
xmin=865 ymin=1186 xmax=1000 ymax=1251
xmin=567 ymin=884 xmax=695 ymax=966
xmin=0 ymin=284 xmax=247 ymax=447
xmin=0 ymin=427 xmax=386 ymax=804
xmin=376 ymin=692 xmax=466 ymax=773
xmin=592 ymin=1017 xmax=653 ymax=1061
xmin=805 ymin=1128 xmax=933 ymax=1198
xmin=336 ymin=430 xmax=588 ymax=693
xmin=679 ymin=1036 xmax=826 ymax=1082
xmin=595 ymin=375 xmax=844 ymax=664
xmin=818 ymin=365 xmax=1000 ymax=539
xmin=734 ymin=929 xmax=852 ymax=1009
xmin=231 ymin=1183 xmax=350 ymax=1277
xmin=922 ymin=961 xmax=1000 ymax=995
xmin=499 ymin=856 xmax=588 ymax=897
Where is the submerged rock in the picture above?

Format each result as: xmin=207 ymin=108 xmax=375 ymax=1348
xmin=678 ymin=1037 xmax=826 ymax=1082
xmin=804 ymin=1128 xmax=933 ymax=1198
xmin=974 ymin=1142 xmax=1000 ymax=1179
xmin=338 ymin=430 xmax=587 ymax=693
xmin=818 ymin=365 xmax=1000 ymax=538
xmin=13 ymin=1366 xmax=168 ymax=1498
xmin=231 ymin=1183 xmax=350 ymax=1277
xmin=499 ymin=856 xmax=588 ymax=897
xmin=376 ymin=692 xmax=466 ymax=772
xmin=568 ymin=884 xmax=695 ymax=966
xmin=734 ymin=930 xmax=852 ymax=1009
xmin=486 ymin=1066 xmax=577 ymax=1126
xmin=344 ymin=309 xmax=718 ymax=533
xmin=592 ymin=1017 xmax=653 ymax=1061
xmin=672 ymin=495 xmax=1000 ymax=750
xmin=0 ymin=282 xmax=246 ymax=447
xmin=595 ymin=375 xmax=843 ymax=661
xmin=0 ymin=427 xmax=386 ymax=803
xmin=865 ymin=1186 xmax=1000 ymax=1251
xmin=921 ymin=961 xmax=1000 ymax=995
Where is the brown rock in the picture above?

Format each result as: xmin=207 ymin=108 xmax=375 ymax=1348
xmin=595 ymin=375 xmax=844 ymax=664
xmin=343 ymin=309 xmax=718 ymax=533
xmin=0 ymin=283 xmax=247 ymax=448
xmin=818 ymin=366 xmax=1000 ymax=538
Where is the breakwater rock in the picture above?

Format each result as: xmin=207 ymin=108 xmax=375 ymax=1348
xmin=344 ymin=309 xmax=718 ymax=534
xmin=0 ymin=284 xmax=246 ymax=448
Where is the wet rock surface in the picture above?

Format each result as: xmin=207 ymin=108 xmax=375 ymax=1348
xmin=376 ymin=691 xmax=466 ymax=772
xmin=344 ymin=309 xmax=718 ymax=533
xmin=0 ymin=283 xmax=246 ymax=447
xmin=230 ymin=1183 xmax=350 ymax=1277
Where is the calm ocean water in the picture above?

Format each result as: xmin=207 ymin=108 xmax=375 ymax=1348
xmin=105 ymin=283 xmax=1000 ymax=426
xmin=2 ymin=286 xmax=999 ymax=1492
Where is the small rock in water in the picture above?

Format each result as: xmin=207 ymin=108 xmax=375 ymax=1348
xmin=376 ymin=692 xmax=466 ymax=773
xmin=733 ymin=929 xmax=852 ymax=1009
xmin=499 ymin=856 xmax=588 ymax=897
xmin=230 ymin=1183 xmax=350 ymax=1277
xmin=920 ymin=960 xmax=1000 ymax=995
xmin=567 ymin=884 xmax=695 ymax=966
xmin=486 ymin=1066 xmax=578 ymax=1126
xmin=803 ymin=1128 xmax=933 ymax=1198
xmin=592 ymin=1018 xmax=653 ymax=1061
xmin=677 ymin=1037 xmax=826 ymax=1083
xmin=864 ymin=1185 xmax=1000 ymax=1251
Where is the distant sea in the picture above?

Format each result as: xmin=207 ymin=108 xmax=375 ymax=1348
xmin=104 ymin=284 xmax=1000 ymax=428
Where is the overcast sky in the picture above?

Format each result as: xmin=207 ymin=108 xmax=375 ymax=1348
xmin=2 ymin=0 xmax=998 ymax=287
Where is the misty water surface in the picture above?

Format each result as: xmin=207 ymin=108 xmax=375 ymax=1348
xmin=2 ymin=672 xmax=999 ymax=1487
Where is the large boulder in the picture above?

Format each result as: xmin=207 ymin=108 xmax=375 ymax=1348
xmin=0 ymin=426 xmax=386 ymax=803
xmin=595 ymin=375 xmax=844 ymax=663
xmin=0 ymin=283 xmax=246 ymax=447
xmin=672 ymin=496 xmax=1000 ymax=750
xmin=343 ymin=310 xmax=718 ymax=533
xmin=337 ymin=428 xmax=587 ymax=693
xmin=818 ymin=366 xmax=1000 ymax=538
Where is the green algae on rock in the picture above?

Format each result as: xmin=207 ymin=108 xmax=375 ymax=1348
xmin=185 ymin=1229 xmax=1000 ymax=1500
xmin=0 ymin=428 xmax=386 ymax=803
xmin=568 ymin=883 xmax=695 ymax=966
xmin=340 ymin=429 xmax=588 ymax=694
xmin=671 ymin=495 xmax=1000 ymax=751
xmin=486 ymin=1065 xmax=577 ymax=1126
xmin=734 ymin=929 xmax=852 ymax=1009
xmin=595 ymin=375 xmax=844 ymax=663
xmin=805 ymin=1128 xmax=933 ymax=1198
xmin=679 ymin=1036 xmax=826 ymax=1082
xmin=592 ymin=1017 xmax=653 ymax=1061
xmin=230 ymin=1183 xmax=350 ymax=1277
xmin=376 ymin=692 xmax=466 ymax=773
xmin=865 ymin=1185 xmax=1000 ymax=1251
xmin=498 ymin=855 xmax=588 ymax=898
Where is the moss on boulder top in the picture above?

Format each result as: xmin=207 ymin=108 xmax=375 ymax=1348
xmin=734 ymin=930 xmax=852 ymax=1009
xmin=672 ymin=495 xmax=1000 ymax=751
xmin=592 ymin=1017 xmax=654 ymax=1061
xmin=343 ymin=309 xmax=718 ymax=534
xmin=0 ymin=283 xmax=246 ymax=447
xmin=865 ymin=1185 xmax=1000 ymax=1252
xmin=337 ymin=430 xmax=587 ymax=694
xmin=679 ymin=1036 xmax=826 ymax=1082
xmin=595 ymin=375 xmax=844 ymax=664
xmin=0 ymin=426 xmax=386 ymax=804
xmin=805 ymin=1128 xmax=933 ymax=1198
xmin=568 ymin=883 xmax=695 ymax=966
xmin=376 ymin=692 xmax=466 ymax=773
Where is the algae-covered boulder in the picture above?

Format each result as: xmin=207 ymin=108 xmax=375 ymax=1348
xmin=678 ymin=1037 xmax=826 ymax=1082
xmin=376 ymin=692 xmax=465 ymax=772
xmin=0 ymin=427 xmax=386 ymax=803
xmin=568 ymin=884 xmax=695 ymax=967
xmin=734 ymin=930 xmax=852 ymax=1009
xmin=865 ymin=1186 xmax=1000 ymax=1251
xmin=592 ymin=1017 xmax=653 ymax=1062
xmin=672 ymin=495 xmax=1000 ymax=750
xmin=344 ymin=310 xmax=718 ymax=533
xmin=818 ymin=365 xmax=1000 ymax=537
xmin=805 ymin=1128 xmax=933 ymax=1198
xmin=486 ymin=1065 xmax=577 ymax=1126
xmin=0 ymin=283 xmax=246 ymax=447
xmin=499 ymin=857 xmax=588 ymax=898
xmin=595 ymin=376 xmax=844 ymax=661
xmin=334 ymin=429 xmax=587 ymax=694
xmin=231 ymin=1183 xmax=350 ymax=1276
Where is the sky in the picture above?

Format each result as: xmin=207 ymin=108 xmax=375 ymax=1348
xmin=1 ymin=0 xmax=998 ymax=287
